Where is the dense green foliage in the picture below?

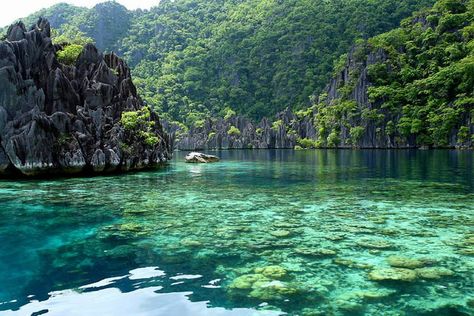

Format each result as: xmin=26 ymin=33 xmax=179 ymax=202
xmin=52 ymin=25 xmax=94 ymax=46
xmin=10 ymin=0 xmax=470 ymax=148
xmin=2 ymin=2 xmax=129 ymax=52
xmin=8 ymin=0 xmax=434 ymax=125
xmin=227 ymin=126 xmax=241 ymax=136
xmin=7 ymin=3 xmax=88 ymax=31
xmin=56 ymin=44 xmax=83 ymax=65
xmin=53 ymin=28 xmax=94 ymax=65
xmin=316 ymin=0 xmax=474 ymax=147
xmin=296 ymin=138 xmax=318 ymax=149
xmin=128 ymin=0 xmax=435 ymax=123
xmin=120 ymin=107 xmax=160 ymax=146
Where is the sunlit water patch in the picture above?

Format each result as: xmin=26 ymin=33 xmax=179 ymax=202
xmin=0 ymin=150 xmax=473 ymax=315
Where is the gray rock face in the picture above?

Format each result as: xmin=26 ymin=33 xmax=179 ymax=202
xmin=320 ymin=45 xmax=473 ymax=149
xmin=323 ymin=46 xmax=400 ymax=148
xmin=0 ymin=18 xmax=171 ymax=176
xmin=172 ymin=43 xmax=472 ymax=150
xmin=171 ymin=108 xmax=316 ymax=151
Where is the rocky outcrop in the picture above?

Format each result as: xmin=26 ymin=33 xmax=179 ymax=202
xmin=0 ymin=18 xmax=171 ymax=176
xmin=320 ymin=43 xmax=473 ymax=149
xmin=171 ymin=108 xmax=316 ymax=150
xmin=172 ymin=39 xmax=473 ymax=150
xmin=185 ymin=152 xmax=219 ymax=163
xmin=322 ymin=46 xmax=404 ymax=148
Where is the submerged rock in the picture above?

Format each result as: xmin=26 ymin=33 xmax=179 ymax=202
xmin=414 ymin=267 xmax=454 ymax=279
xmin=228 ymin=266 xmax=297 ymax=302
xmin=333 ymin=258 xmax=374 ymax=270
xmin=185 ymin=152 xmax=220 ymax=163
xmin=410 ymin=303 xmax=471 ymax=316
xmin=180 ymin=238 xmax=203 ymax=247
xmin=248 ymin=280 xmax=298 ymax=301
xmin=458 ymin=248 xmax=474 ymax=256
xmin=334 ymin=289 xmax=396 ymax=312
xmin=295 ymin=247 xmax=337 ymax=257
xmin=98 ymin=222 xmax=152 ymax=240
xmin=269 ymin=230 xmax=291 ymax=238
xmin=356 ymin=239 xmax=394 ymax=249
xmin=354 ymin=289 xmax=396 ymax=300
xmin=368 ymin=268 xmax=418 ymax=282
xmin=254 ymin=266 xmax=287 ymax=279
xmin=378 ymin=257 xmax=454 ymax=280
xmin=229 ymin=274 xmax=268 ymax=290
xmin=228 ymin=265 xmax=290 ymax=299
xmin=467 ymin=298 xmax=474 ymax=308
xmin=0 ymin=18 xmax=171 ymax=176
xmin=387 ymin=256 xmax=426 ymax=269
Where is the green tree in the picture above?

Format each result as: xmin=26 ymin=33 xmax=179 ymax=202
xmin=56 ymin=44 xmax=83 ymax=65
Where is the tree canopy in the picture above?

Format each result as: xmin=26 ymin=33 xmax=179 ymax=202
xmin=7 ymin=0 xmax=435 ymax=125
xmin=313 ymin=0 xmax=474 ymax=147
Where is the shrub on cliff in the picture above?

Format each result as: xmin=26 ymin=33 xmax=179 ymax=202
xmin=297 ymin=138 xmax=317 ymax=149
xmin=54 ymin=26 xmax=94 ymax=65
xmin=350 ymin=126 xmax=365 ymax=146
xmin=228 ymin=126 xmax=241 ymax=136
xmin=56 ymin=44 xmax=83 ymax=65
xmin=121 ymin=107 xmax=160 ymax=147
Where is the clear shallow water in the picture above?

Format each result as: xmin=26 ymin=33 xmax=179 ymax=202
xmin=0 ymin=149 xmax=473 ymax=316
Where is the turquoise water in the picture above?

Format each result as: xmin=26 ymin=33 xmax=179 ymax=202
xmin=0 ymin=150 xmax=473 ymax=316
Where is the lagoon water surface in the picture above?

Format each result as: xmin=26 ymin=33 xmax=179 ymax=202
xmin=0 ymin=150 xmax=473 ymax=316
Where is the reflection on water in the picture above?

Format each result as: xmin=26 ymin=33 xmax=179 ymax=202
xmin=0 ymin=150 xmax=473 ymax=315
xmin=2 ymin=267 xmax=280 ymax=316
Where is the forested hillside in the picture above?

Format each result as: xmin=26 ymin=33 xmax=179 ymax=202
xmin=169 ymin=0 xmax=473 ymax=150
xmin=4 ymin=0 xmax=435 ymax=125
xmin=310 ymin=0 xmax=474 ymax=148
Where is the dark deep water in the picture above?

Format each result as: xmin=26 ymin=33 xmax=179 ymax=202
xmin=0 ymin=150 xmax=473 ymax=316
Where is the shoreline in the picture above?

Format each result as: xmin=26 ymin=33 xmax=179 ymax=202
xmin=174 ymin=147 xmax=474 ymax=152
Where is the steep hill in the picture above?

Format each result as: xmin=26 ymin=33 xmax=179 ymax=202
xmin=5 ymin=0 xmax=436 ymax=124
xmin=5 ymin=3 xmax=88 ymax=30
xmin=0 ymin=19 xmax=171 ymax=176
xmin=312 ymin=0 xmax=474 ymax=148
xmin=173 ymin=0 xmax=474 ymax=150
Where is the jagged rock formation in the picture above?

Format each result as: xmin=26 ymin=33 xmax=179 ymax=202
xmin=170 ymin=108 xmax=316 ymax=150
xmin=312 ymin=3 xmax=474 ymax=149
xmin=173 ymin=5 xmax=474 ymax=151
xmin=0 ymin=18 xmax=171 ymax=176
xmin=321 ymin=46 xmax=405 ymax=148
xmin=170 ymin=40 xmax=472 ymax=151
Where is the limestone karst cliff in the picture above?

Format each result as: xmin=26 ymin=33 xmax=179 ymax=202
xmin=0 ymin=18 xmax=171 ymax=176
xmin=172 ymin=0 xmax=474 ymax=150
xmin=169 ymin=108 xmax=316 ymax=151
